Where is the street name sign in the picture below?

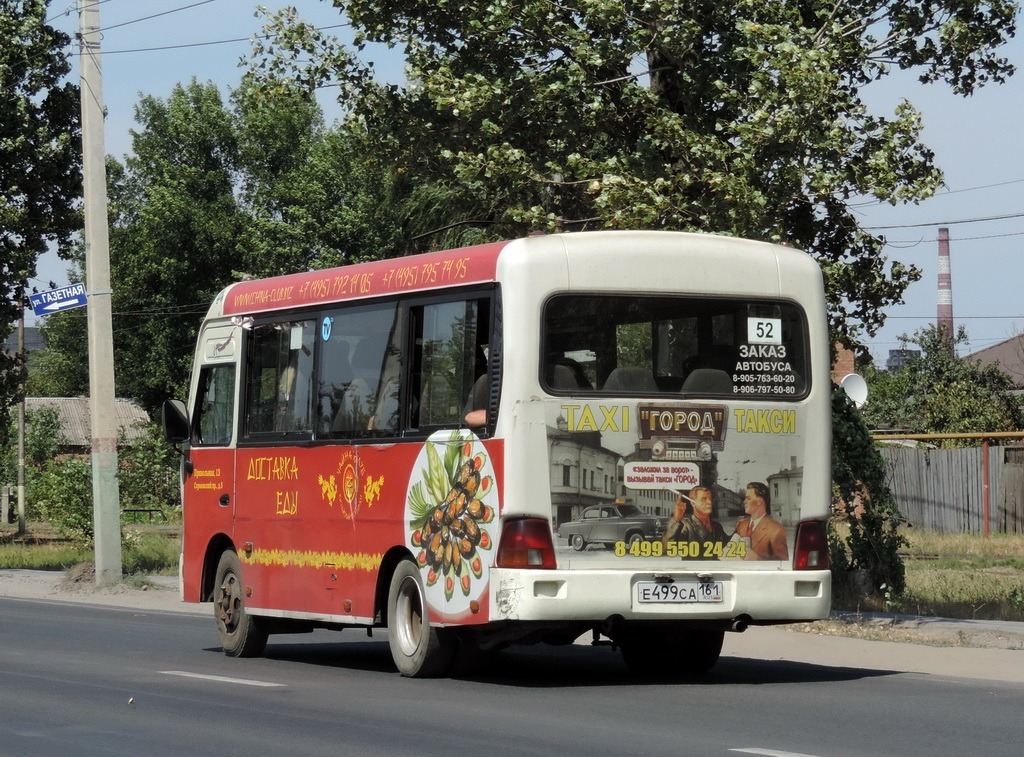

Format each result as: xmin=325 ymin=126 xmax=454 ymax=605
xmin=29 ymin=283 xmax=88 ymax=317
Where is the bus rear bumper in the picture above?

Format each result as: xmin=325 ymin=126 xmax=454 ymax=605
xmin=488 ymin=567 xmax=831 ymax=624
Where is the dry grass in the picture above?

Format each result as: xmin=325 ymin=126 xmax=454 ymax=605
xmin=833 ymin=526 xmax=1024 ymax=622
xmin=900 ymin=530 xmax=1024 ymax=621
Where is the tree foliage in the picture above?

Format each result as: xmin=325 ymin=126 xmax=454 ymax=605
xmin=0 ymin=1 xmax=80 ymax=411
xmin=249 ymin=0 xmax=1016 ymax=343
xmin=831 ymin=387 xmax=907 ymax=597
xmin=34 ymin=78 xmax=403 ymax=412
xmin=863 ymin=326 xmax=1024 ymax=445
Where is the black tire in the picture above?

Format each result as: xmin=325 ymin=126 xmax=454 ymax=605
xmin=570 ymin=533 xmax=586 ymax=551
xmin=213 ymin=550 xmax=268 ymax=658
xmin=620 ymin=627 xmax=724 ymax=678
xmin=387 ymin=559 xmax=456 ymax=677
xmin=625 ymin=531 xmax=644 ymax=547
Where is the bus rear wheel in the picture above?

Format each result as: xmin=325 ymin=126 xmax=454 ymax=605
xmin=213 ymin=550 xmax=268 ymax=658
xmin=387 ymin=559 xmax=455 ymax=677
xmin=620 ymin=627 xmax=724 ymax=678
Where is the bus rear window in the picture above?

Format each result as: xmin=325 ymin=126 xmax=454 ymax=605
xmin=543 ymin=294 xmax=809 ymax=399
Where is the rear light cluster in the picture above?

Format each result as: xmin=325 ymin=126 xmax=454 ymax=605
xmin=495 ymin=518 xmax=557 ymax=569
xmin=793 ymin=520 xmax=829 ymax=570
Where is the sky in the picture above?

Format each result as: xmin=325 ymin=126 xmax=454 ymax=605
xmin=35 ymin=1 xmax=1024 ymax=366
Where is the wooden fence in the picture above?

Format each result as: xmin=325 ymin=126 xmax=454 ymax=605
xmin=879 ymin=445 xmax=1024 ymax=534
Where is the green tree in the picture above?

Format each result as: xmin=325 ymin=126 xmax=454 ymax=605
xmin=831 ymin=387 xmax=907 ymax=597
xmin=113 ymin=82 xmax=244 ymax=411
xmin=250 ymin=0 xmax=1015 ymax=342
xmin=1 ymin=1 xmax=81 ymax=413
xmin=232 ymin=77 xmax=403 ymax=274
xmin=863 ymin=326 xmax=1024 ymax=445
xmin=38 ymin=81 xmax=244 ymax=413
xmin=37 ymin=77 xmax=405 ymax=412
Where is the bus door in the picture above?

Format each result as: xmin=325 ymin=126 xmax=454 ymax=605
xmin=234 ymin=318 xmax=318 ymax=610
xmin=183 ymin=322 xmax=240 ymax=599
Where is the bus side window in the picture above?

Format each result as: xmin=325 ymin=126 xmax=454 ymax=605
xmin=414 ymin=298 xmax=485 ymax=428
xmin=316 ymin=302 xmax=404 ymax=438
xmin=245 ymin=321 xmax=315 ymax=436
xmin=194 ymin=365 xmax=235 ymax=446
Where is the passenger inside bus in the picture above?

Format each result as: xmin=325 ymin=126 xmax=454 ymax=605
xmin=463 ymin=374 xmax=489 ymax=427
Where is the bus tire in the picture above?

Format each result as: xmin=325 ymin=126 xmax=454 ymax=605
xmin=387 ymin=559 xmax=455 ymax=678
xmin=569 ymin=533 xmax=586 ymax=551
xmin=213 ymin=550 xmax=268 ymax=658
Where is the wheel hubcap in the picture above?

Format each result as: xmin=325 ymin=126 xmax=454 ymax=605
xmin=394 ymin=576 xmax=423 ymax=656
xmin=217 ymin=572 xmax=241 ymax=633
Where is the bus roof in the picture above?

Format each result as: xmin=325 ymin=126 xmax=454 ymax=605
xmin=220 ymin=241 xmax=508 ymax=316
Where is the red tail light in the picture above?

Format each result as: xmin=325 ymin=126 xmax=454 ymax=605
xmin=794 ymin=520 xmax=829 ymax=570
xmin=496 ymin=518 xmax=557 ymax=569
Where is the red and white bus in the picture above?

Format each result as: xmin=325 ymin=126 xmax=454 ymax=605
xmin=163 ymin=230 xmax=832 ymax=677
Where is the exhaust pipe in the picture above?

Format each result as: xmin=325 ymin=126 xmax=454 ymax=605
xmin=730 ymin=618 xmax=749 ymax=633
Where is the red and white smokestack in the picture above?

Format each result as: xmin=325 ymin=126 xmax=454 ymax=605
xmin=937 ymin=226 xmax=954 ymax=351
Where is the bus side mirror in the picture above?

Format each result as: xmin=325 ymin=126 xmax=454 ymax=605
xmin=161 ymin=399 xmax=190 ymax=444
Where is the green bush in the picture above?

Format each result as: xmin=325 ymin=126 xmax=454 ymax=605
xmin=33 ymin=456 xmax=95 ymax=543
xmin=122 ymin=529 xmax=179 ymax=575
xmin=2 ymin=410 xmax=181 ymax=538
xmin=831 ymin=386 xmax=908 ymax=598
xmin=117 ymin=422 xmax=181 ymax=516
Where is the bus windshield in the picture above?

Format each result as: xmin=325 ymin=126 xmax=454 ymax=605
xmin=543 ymin=294 xmax=809 ymax=399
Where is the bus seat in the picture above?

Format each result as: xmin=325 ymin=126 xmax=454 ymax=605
xmin=332 ymin=377 xmax=372 ymax=433
xmin=549 ymin=364 xmax=578 ymax=390
xmin=369 ymin=376 xmax=401 ymax=431
xmin=603 ymin=367 xmax=658 ymax=393
xmin=681 ymin=368 xmax=733 ymax=394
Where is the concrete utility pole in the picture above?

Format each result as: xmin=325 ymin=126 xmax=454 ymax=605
xmin=16 ymin=303 xmax=26 ymax=535
xmin=79 ymin=0 xmax=122 ymax=584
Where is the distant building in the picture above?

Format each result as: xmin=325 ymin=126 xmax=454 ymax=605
xmin=968 ymin=335 xmax=1024 ymax=391
xmin=1 ymin=326 xmax=43 ymax=356
xmin=886 ymin=349 xmax=920 ymax=371
xmin=24 ymin=397 xmax=151 ymax=453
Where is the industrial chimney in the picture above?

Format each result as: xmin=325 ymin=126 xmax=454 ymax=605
xmin=937 ymin=227 xmax=954 ymax=354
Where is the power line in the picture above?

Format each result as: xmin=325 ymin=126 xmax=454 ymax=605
xmin=46 ymin=0 xmax=114 ymax=25
xmin=851 ymin=177 xmax=1024 ymax=208
xmin=883 ymin=315 xmax=1024 ymax=320
xmin=99 ymin=0 xmax=219 ymax=33
xmin=883 ymin=229 xmax=1024 ymax=247
xmin=67 ymin=23 xmax=353 ymax=57
xmin=865 ymin=210 xmax=1024 ymax=230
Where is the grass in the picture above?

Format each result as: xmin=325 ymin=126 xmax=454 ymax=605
xmin=833 ymin=528 xmax=1024 ymax=622
xmin=0 ymin=522 xmax=180 ymax=577
xmin=898 ymin=530 xmax=1024 ymax=621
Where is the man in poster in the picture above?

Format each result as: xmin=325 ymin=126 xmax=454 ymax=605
xmin=733 ymin=481 xmax=789 ymax=560
xmin=661 ymin=486 xmax=728 ymax=556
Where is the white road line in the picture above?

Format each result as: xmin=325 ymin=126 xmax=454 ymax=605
xmin=730 ymin=749 xmax=823 ymax=757
xmin=160 ymin=670 xmax=285 ymax=688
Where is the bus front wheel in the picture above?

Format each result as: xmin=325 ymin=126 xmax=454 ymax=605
xmin=213 ymin=550 xmax=268 ymax=658
xmin=387 ymin=559 xmax=455 ymax=677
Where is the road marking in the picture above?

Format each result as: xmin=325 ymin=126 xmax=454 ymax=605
xmin=730 ymin=749 xmax=823 ymax=757
xmin=160 ymin=670 xmax=285 ymax=687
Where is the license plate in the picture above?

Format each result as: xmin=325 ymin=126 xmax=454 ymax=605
xmin=635 ymin=581 xmax=724 ymax=604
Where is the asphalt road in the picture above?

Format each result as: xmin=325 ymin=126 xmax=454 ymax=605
xmin=1 ymin=590 xmax=1022 ymax=757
